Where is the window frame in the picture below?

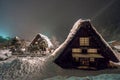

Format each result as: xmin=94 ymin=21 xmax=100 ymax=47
xmin=79 ymin=37 xmax=89 ymax=46
xmin=72 ymin=48 xmax=82 ymax=53
xmin=87 ymin=48 xmax=97 ymax=53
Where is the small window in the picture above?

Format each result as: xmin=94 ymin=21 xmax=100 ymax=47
xmin=88 ymin=49 xmax=97 ymax=53
xmin=72 ymin=48 xmax=81 ymax=53
xmin=35 ymin=42 xmax=38 ymax=44
xmin=80 ymin=37 xmax=89 ymax=46
xmin=90 ymin=58 xmax=95 ymax=62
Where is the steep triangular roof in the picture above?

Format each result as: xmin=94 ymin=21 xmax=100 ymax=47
xmin=51 ymin=19 xmax=119 ymax=63
xmin=30 ymin=33 xmax=53 ymax=48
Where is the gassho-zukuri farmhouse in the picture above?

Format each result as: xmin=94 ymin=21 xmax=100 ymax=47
xmin=52 ymin=19 xmax=119 ymax=70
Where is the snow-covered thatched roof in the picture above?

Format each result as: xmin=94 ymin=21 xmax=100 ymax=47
xmin=114 ymin=46 xmax=120 ymax=50
xmin=30 ymin=33 xmax=54 ymax=48
xmin=51 ymin=19 xmax=119 ymax=62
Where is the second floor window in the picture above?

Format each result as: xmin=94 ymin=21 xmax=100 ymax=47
xmin=80 ymin=37 xmax=89 ymax=46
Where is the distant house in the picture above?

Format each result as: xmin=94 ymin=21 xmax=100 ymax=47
xmin=10 ymin=36 xmax=29 ymax=55
xmin=29 ymin=33 xmax=54 ymax=53
xmin=54 ymin=19 xmax=119 ymax=70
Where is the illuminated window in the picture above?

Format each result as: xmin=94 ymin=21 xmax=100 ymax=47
xmin=90 ymin=58 xmax=95 ymax=62
xmin=35 ymin=42 xmax=38 ymax=44
xmin=88 ymin=49 xmax=97 ymax=53
xmin=80 ymin=37 xmax=89 ymax=46
xmin=72 ymin=48 xmax=81 ymax=53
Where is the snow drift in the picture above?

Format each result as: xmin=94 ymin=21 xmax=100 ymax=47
xmin=45 ymin=74 xmax=120 ymax=80
xmin=0 ymin=56 xmax=120 ymax=80
xmin=0 ymin=50 xmax=12 ymax=60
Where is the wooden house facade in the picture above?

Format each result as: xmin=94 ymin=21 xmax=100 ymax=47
xmin=29 ymin=33 xmax=53 ymax=53
xmin=54 ymin=19 xmax=119 ymax=70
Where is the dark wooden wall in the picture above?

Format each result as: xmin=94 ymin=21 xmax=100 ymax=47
xmin=54 ymin=21 xmax=119 ymax=69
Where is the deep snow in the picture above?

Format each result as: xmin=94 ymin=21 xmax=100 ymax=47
xmin=45 ymin=74 xmax=120 ymax=80
xmin=0 ymin=56 xmax=120 ymax=80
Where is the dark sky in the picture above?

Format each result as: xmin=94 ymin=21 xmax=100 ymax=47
xmin=0 ymin=0 xmax=120 ymax=42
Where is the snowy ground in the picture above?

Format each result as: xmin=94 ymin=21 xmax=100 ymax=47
xmin=0 ymin=56 xmax=120 ymax=80
xmin=0 ymin=50 xmax=12 ymax=60
xmin=45 ymin=74 xmax=120 ymax=80
xmin=0 ymin=48 xmax=120 ymax=80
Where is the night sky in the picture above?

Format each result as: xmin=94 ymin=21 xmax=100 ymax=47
xmin=0 ymin=0 xmax=120 ymax=42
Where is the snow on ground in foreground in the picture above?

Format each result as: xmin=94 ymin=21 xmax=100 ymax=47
xmin=0 ymin=49 xmax=12 ymax=60
xmin=0 ymin=56 xmax=59 ymax=80
xmin=0 ymin=56 xmax=120 ymax=80
xmin=45 ymin=74 xmax=120 ymax=80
